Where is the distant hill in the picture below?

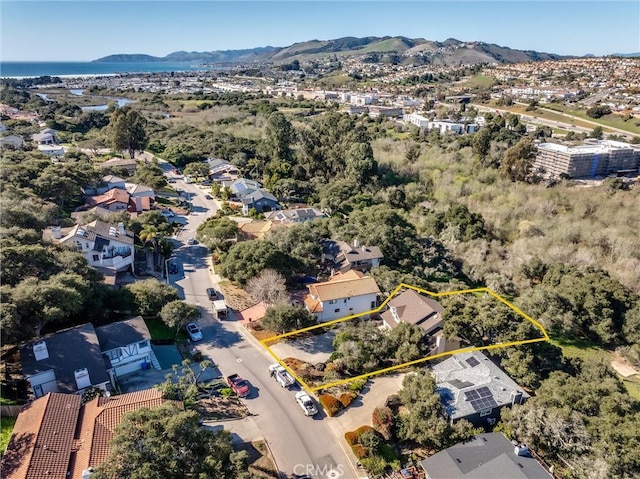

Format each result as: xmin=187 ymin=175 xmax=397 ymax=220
xmin=609 ymin=52 xmax=640 ymax=58
xmin=92 ymin=36 xmax=566 ymax=66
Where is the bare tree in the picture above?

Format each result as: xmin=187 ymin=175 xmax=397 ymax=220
xmin=246 ymin=269 xmax=288 ymax=305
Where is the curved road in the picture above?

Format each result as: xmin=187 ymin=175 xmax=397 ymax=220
xmin=155 ymin=160 xmax=359 ymax=479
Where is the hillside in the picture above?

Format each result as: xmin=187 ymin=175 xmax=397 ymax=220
xmin=92 ymin=35 xmax=567 ymax=65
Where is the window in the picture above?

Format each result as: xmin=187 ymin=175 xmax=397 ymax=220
xmin=334 ymin=308 xmax=341 ymax=313
xmin=343 ymin=299 xmax=347 ymax=303
xmin=480 ymin=408 xmax=492 ymax=417
xmin=106 ymin=349 xmax=122 ymax=361
xmin=92 ymin=254 xmax=99 ymax=261
xmin=138 ymin=340 xmax=149 ymax=350
xmin=328 ymin=299 xmax=337 ymax=305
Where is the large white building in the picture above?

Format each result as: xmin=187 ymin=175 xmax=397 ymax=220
xmin=403 ymin=113 xmax=479 ymax=134
xmin=53 ymin=220 xmax=135 ymax=273
xmin=534 ymin=139 xmax=640 ymax=178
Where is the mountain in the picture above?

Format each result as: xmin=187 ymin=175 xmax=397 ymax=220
xmin=92 ymin=36 xmax=566 ymax=66
xmin=609 ymin=52 xmax=640 ymax=58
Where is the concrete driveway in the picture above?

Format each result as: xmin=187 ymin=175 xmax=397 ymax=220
xmin=330 ymin=373 xmax=406 ymax=432
xmin=118 ymin=360 xmax=222 ymax=393
xmin=269 ymin=330 xmax=337 ymax=364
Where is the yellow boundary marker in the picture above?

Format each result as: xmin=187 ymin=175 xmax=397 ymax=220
xmin=259 ymin=283 xmax=549 ymax=392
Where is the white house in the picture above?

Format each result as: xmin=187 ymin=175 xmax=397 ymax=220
xmin=304 ymin=270 xmax=381 ymax=322
xmin=54 ymin=219 xmax=134 ymax=272
xmin=95 ymin=316 xmax=160 ymax=380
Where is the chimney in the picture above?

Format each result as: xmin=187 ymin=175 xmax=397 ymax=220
xmin=510 ymin=390 xmax=524 ymax=406
xmin=514 ymin=444 xmax=531 ymax=457
xmin=117 ymin=222 xmax=125 ymax=235
xmin=33 ymin=341 xmax=49 ymax=361
xmin=353 ymin=238 xmax=360 ymax=248
xmin=51 ymin=226 xmax=61 ymax=239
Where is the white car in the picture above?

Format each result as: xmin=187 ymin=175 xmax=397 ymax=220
xmin=185 ymin=322 xmax=203 ymax=342
xmin=295 ymin=391 xmax=318 ymax=417
xmin=186 ymin=237 xmax=195 ymax=245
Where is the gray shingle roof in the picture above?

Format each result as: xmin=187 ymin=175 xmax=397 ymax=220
xmin=95 ymin=316 xmax=151 ymax=351
xmin=419 ymin=432 xmax=553 ymax=479
xmin=433 ymin=351 xmax=530 ymax=421
xmin=21 ymin=324 xmax=110 ymax=394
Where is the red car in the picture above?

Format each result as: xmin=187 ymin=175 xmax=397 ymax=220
xmin=226 ymin=374 xmax=250 ymax=398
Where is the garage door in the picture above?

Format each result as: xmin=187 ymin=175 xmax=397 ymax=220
xmin=114 ymin=359 xmax=146 ymax=377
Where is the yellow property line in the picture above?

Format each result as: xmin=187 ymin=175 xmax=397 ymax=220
xmin=259 ymin=284 xmax=549 ymax=392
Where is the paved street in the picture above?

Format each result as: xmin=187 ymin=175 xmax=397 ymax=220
xmin=155 ymin=160 xmax=362 ymax=479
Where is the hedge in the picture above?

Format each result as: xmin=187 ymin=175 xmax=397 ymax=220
xmin=339 ymin=391 xmax=357 ymax=408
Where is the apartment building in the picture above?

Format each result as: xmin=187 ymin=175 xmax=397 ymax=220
xmin=534 ymin=139 xmax=640 ymax=178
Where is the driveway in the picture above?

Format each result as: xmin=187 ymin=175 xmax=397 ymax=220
xmin=269 ymin=330 xmax=337 ymax=364
xmin=330 ymin=373 xmax=406 ymax=433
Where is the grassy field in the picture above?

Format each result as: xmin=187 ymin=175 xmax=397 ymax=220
xmin=543 ymin=104 xmax=640 ymax=136
xmin=550 ymin=336 xmax=640 ymax=400
xmin=1 ymin=416 xmax=16 ymax=455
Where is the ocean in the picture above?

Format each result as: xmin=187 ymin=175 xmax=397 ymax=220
xmin=0 ymin=61 xmax=218 ymax=78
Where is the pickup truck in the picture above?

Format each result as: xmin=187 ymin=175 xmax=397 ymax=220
xmin=225 ymin=374 xmax=250 ymax=398
xmin=268 ymin=363 xmax=296 ymax=388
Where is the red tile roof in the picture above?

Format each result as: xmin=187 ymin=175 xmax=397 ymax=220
xmin=1 ymin=390 xmax=178 ymax=479
xmin=1 ymin=393 xmax=82 ymax=479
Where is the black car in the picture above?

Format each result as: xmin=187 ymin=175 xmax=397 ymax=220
xmin=206 ymin=288 xmax=219 ymax=301
xmin=168 ymin=263 xmax=179 ymax=274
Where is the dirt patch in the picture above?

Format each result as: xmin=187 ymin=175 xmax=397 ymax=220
xmin=283 ymin=357 xmax=325 ymax=386
xmin=245 ymin=322 xmax=278 ymax=343
xmin=218 ymin=281 xmax=255 ymax=311
xmin=611 ymin=352 xmax=639 ymax=378
xmin=193 ymin=394 xmax=249 ymax=421
xmin=235 ymin=440 xmax=279 ymax=478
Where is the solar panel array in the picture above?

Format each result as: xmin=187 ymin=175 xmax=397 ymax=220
xmin=464 ymin=386 xmax=498 ymax=412
xmin=466 ymin=356 xmax=480 ymax=368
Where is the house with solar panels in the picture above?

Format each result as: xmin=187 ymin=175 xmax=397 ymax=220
xmin=432 ymin=350 xmax=530 ymax=428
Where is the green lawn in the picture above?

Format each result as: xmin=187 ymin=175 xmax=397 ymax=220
xmin=551 ymin=335 xmax=640 ymax=400
xmin=144 ymin=317 xmax=187 ymax=341
xmin=1 ymin=416 xmax=16 ymax=455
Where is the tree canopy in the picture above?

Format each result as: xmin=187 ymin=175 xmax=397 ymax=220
xmin=94 ymin=403 xmax=251 ymax=479
xmin=108 ymin=105 xmax=148 ymax=158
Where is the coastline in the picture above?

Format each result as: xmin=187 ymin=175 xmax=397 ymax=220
xmin=0 ymin=61 xmax=217 ymax=79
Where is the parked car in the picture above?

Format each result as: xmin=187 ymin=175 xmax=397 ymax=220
xmin=295 ymin=391 xmax=318 ymax=416
xmin=205 ymin=194 xmax=213 ymax=200
xmin=168 ymin=263 xmax=179 ymax=274
xmin=206 ymin=288 xmax=219 ymax=301
xmin=161 ymin=209 xmax=175 ymax=218
xmin=226 ymin=374 xmax=250 ymax=398
xmin=186 ymin=237 xmax=195 ymax=245
xmin=185 ymin=322 xmax=203 ymax=342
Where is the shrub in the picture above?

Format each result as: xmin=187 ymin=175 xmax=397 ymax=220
xmin=379 ymin=443 xmax=400 ymax=469
xmin=355 ymin=425 xmax=375 ymax=437
xmin=349 ymin=378 xmax=367 ymax=392
xmin=358 ymin=428 xmax=382 ymax=453
xmin=360 ymin=456 xmax=387 ymax=476
xmin=372 ymin=406 xmax=395 ymax=440
xmin=344 ymin=430 xmax=359 ymax=446
xmin=339 ymin=391 xmax=357 ymax=408
xmin=220 ymin=387 xmax=234 ymax=397
xmin=352 ymin=444 xmax=368 ymax=459
xmin=319 ymin=394 xmax=343 ymax=417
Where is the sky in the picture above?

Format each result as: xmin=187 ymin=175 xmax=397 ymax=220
xmin=1 ymin=1 xmax=639 ymax=61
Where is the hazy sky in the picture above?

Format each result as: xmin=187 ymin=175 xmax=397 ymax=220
xmin=1 ymin=1 xmax=639 ymax=61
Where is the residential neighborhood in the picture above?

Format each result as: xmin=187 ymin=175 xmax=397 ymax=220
xmin=1 ymin=26 xmax=640 ymax=479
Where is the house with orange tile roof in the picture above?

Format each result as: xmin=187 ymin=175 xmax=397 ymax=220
xmin=0 ymin=389 xmax=177 ymax=479
xmin=303 ymin=270 xmax=381 ymax=322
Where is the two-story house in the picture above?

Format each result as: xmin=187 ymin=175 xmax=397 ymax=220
xmin=20 ymin=324 xmax=111 ymax=398
xmin=304 ymin=270 xmax=381 ymax=322
xmin=95 ymin=316 xmax=160 ymax=379
xmin=322 ymin=239 xmax=384 ymax=273
xmin=55 ymin=220 xmax=134 ymax=273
